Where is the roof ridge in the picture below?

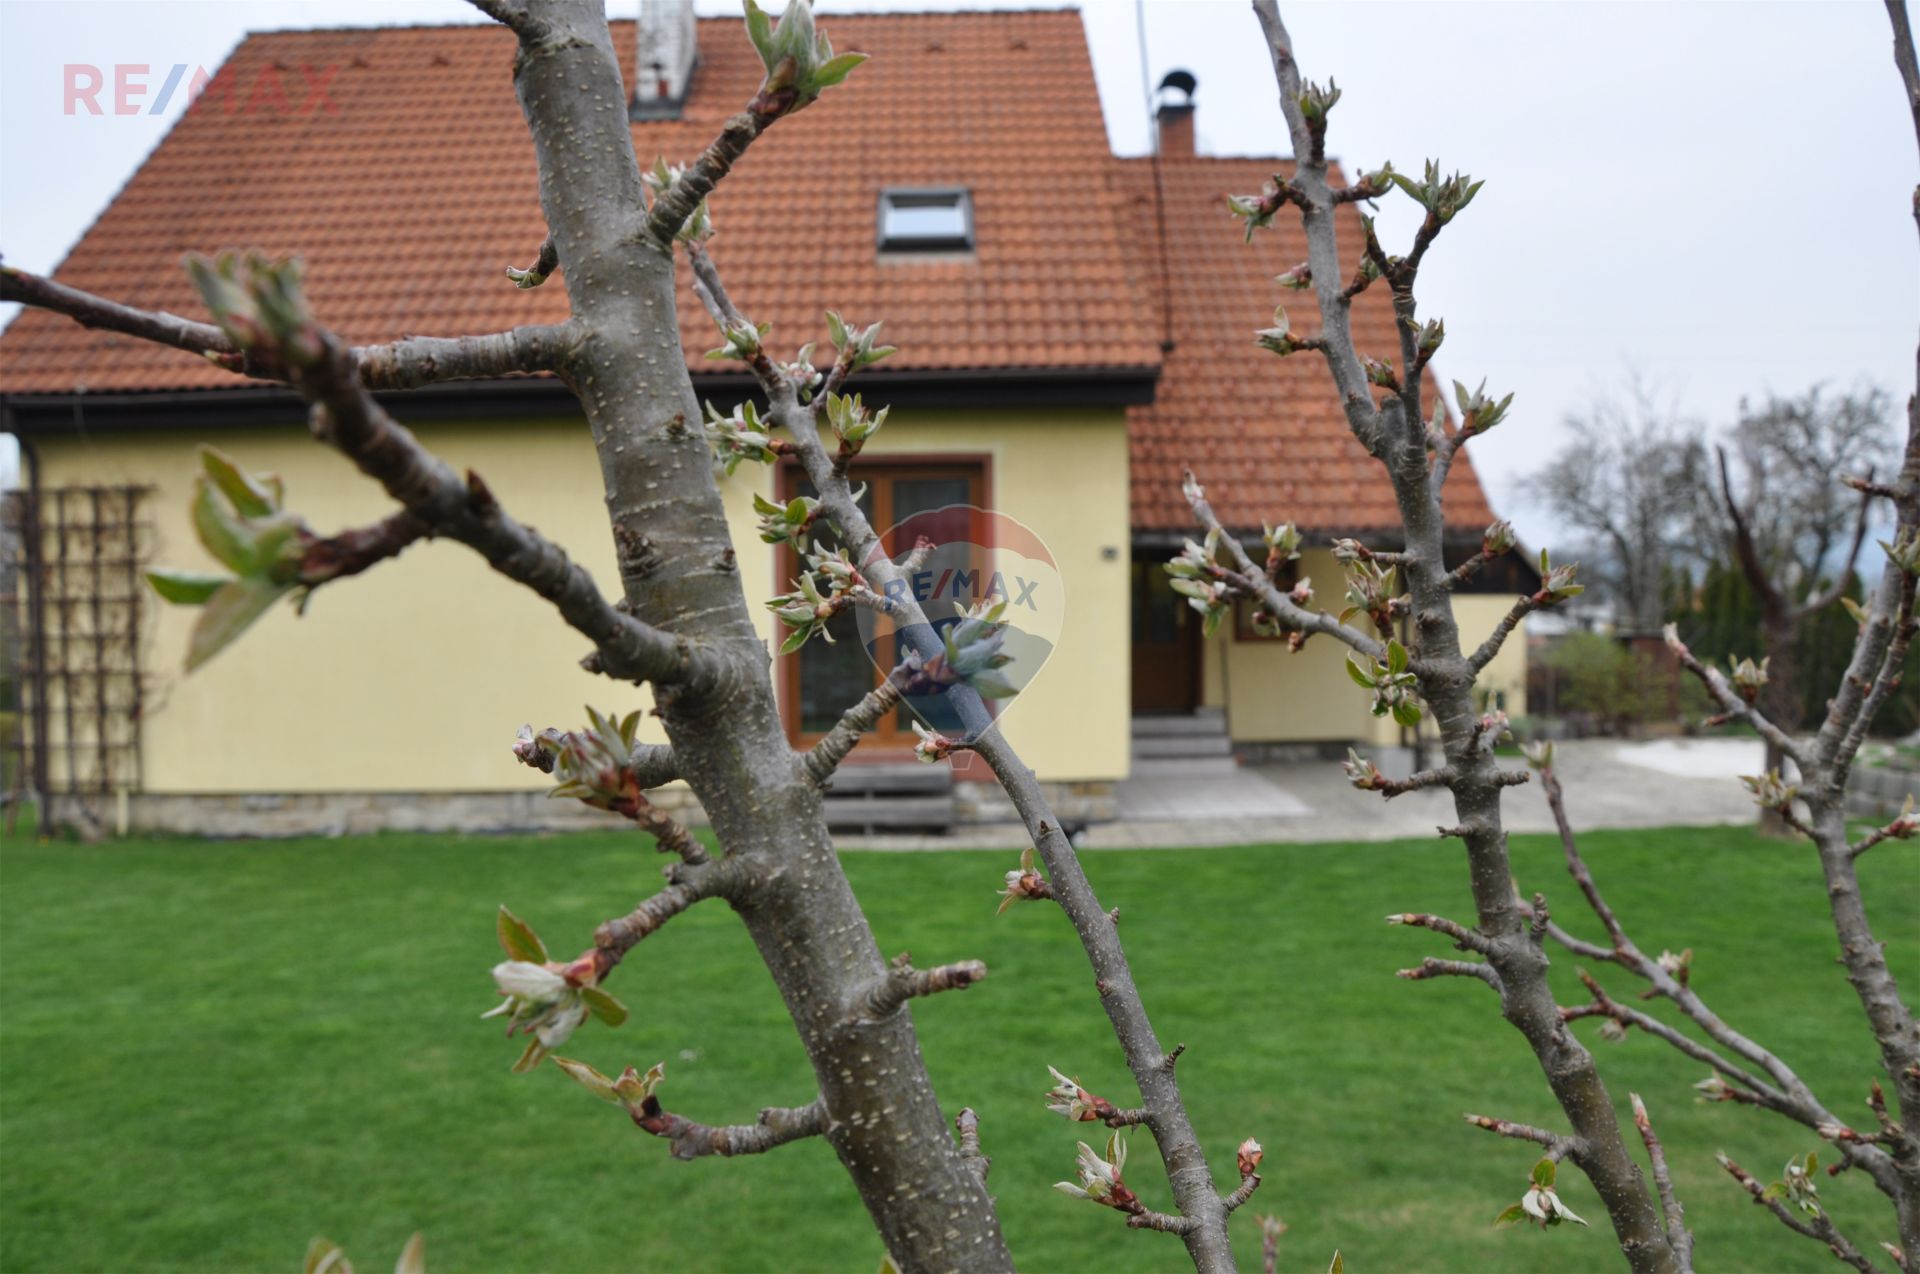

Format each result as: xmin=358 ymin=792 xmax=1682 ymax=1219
xmin=233 ymin=7 xmax=1084 ymax=40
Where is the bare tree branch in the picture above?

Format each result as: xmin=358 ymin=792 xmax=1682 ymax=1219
xmin=595 ymin=856 xmax=750 ymax=964
xmin=1396 ymin=957 xmax=1502 ymax=990
xmin=0 ymin=264 xmax=572 ymax=391
xmin=1665 ymin=629 xmax=1810 ymax=769
xmin=1791 ymin=483 xmax=1875 ymax=620
xmin=1463 ymin=1113 xmax=1577 ymax=1160
xmin=1126 ymin=1208 xmax=1201 ymax=1236
xmin=803 ymin=671 xmax=905 ymax=787
xmin=633 ymin=1094 xmax=828 ymax=1161
xmin=505 ymin=235 xmax=559 ymax=289
xmin=1469 ymin=596 xmax=1540 ymax=673
xmin=646 ymin=111 xmax=774 ymax=248
xmin=1388 ymin=911 xmax=1494 ymax=955
xmin=287 ymin=336 xmax=705 ymax=687
xmin=1718 ymin=1155 xmax=1885 ymax=1274
xmin=955 ymin=1108 xmax=990 ymax=1182
xmin=1182 ymin=475 xmax=1386 ymax=659
xmin=1888 ymin=0 xmax=1920 ymax=161
xmin=851 ymin=956 xmax=989 ymax=1024
xmin=1221 ymin=1173 xmax=1263 ymax=1215
xmin=1630 ymin=1095 xmax=1693 ymax=1268
xmin=295 ymin=510 xmax=432 ymax=586
xmin=1716 ymin=445 xmax=1790 ymax=615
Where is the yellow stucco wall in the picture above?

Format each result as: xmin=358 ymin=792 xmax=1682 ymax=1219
xmin=1199 ymin=549 xmax=1529 ymax=746
xmin=30 ymin=402 xmax=1130 ymax=792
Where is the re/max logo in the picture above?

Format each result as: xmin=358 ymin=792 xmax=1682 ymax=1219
xmin=63 ymin=64 xmax=341 ymax=117
xmin=883 ymin=569 xmax=1041 ymax=611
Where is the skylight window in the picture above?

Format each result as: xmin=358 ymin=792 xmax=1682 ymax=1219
xmin=878 ymin=188 xmax=974 ymax=254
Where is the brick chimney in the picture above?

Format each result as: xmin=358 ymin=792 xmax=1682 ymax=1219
xmin=631 ymin=0 xmax=697 ymax=120
xmin=1154 ymin=70 xmax=1197 ymax=157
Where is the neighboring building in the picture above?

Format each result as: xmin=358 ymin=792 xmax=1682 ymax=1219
xmin=0 ymin=6 xmax=1530 ymax=834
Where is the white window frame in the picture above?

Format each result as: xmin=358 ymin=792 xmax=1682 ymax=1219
xmin=877 ymin=187 xmax=975 ymax=254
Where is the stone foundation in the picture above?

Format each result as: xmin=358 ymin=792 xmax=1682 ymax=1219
xmin=1229 ymin=740 xmax=1357 ymax=765
xmin=61 ymin=780 xmax=1113 ymax=839
xmin=104 ymin=788 xmax=703 ymax=839
xmin=1846 ymin=765 xmax=1918 ymax=821
xmin=952 ymin=779 xmax=1116 ymax=826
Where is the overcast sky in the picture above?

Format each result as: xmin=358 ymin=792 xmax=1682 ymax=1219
xmin=1 ymin=0 xmax=1915 ymax=554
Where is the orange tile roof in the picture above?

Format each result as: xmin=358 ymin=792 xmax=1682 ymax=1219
xmin=1114 ymin=155 xmax=1495 ymax=534
xmin=0 ymin=9 xmax=1496 ymax=535
xmin=0 ymin=11 xmax=1159 ymax=394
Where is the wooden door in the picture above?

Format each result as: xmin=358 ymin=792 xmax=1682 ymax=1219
xmin=778 ymin=462 xmax=985 ymax=748
xmin=1130 ymin=556 xmax=1200 ymax=714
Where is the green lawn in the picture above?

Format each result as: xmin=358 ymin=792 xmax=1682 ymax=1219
xmin=1 ymin=823 xmax=1913 ymax=1273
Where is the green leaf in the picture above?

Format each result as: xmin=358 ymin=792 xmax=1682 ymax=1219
xmin=826 ymin=310 xmax=848 ymax=348
xmin=511 ymin=1037 xmax=548 ymax=1074
xmin=1493 ymin=1204 xmax=1527 ymax=1226
xmin=496 ymin=905 xmax=548 ymax=963
xmin=199 ymin=445 xmax=278 ymax=518
xmin=552 ymin=1054 xmax=622 ymax=1103
xmin=191 ymin=477 xmax=255 ymax=573
xmin=304 ymin=1237 xmax=346 ymax=1274
xmin=810 ymin=52 xmax=866 ymax=90
xmin=1202 ymin=605 xmax=1223 ymax=639
xmin=1387 ymin=638 xmax=1407 ymax=675
xmin=780 ymin=628 xmax=813 ymax=655
xmin=1328 ymin=1253 xmax=1343 ymax=1274
xmin=146 ymin=568 xmax=229 ymax=605
xmin=752 ymin=492 xmax=783 ymax=516
xmin=581 ymin=985 xmax=629 ymax=1027
xmin=1345 ymin=655 xmax=1376 ymax=689
xmin=185 ymin=577 xmax=289 ymax=671
xmin=743 ymin=0 xmax=775 ymax=67
xmin=1531 ymin=1157 xmax=1557 ymax=1189
xmin=1391 ymin=699 xmax=1423 ymax=729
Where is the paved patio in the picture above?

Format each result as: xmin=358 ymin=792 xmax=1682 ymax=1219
xmin=837 ymin=737 xmax=1783 ymax=849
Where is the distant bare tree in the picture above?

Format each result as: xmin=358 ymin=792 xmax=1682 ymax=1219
xmin=1716 ymin=386 xmax=1894 ymax=830
xmin=1525 ymin=386 xmax=1713 ymax=633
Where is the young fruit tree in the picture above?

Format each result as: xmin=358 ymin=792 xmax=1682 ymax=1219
xmin=1167 ymin=1 xmax=1916 ymax=1270
xmin=3 ymin=2 xmax=1253 ymax=1270
xmin=2 ymin=1 xmax=1916 ymax=1271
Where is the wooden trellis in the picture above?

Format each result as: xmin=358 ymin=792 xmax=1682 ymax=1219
xmin=3 ymin=484 xmax=154 ymax=831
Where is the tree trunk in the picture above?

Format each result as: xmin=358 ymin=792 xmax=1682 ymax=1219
xmin=504 ymin=5 xmax=1010 ymax=1267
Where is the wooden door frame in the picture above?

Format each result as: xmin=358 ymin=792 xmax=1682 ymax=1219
xmin=774 ymin=453 xmax=995 ymax=754
xmin=1130 ymin=551 xmax=1203 ymax=715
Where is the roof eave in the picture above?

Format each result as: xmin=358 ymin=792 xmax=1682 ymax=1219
xmin=0 ymin=363 xmax=1162 ymax=434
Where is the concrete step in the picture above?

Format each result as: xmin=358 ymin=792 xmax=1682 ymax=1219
xmin=822 ymin=794 xmax=956 ymax=831
xmin=821 ymin=763 xmax=954 ymax=832
xmin=1131 ymin=710 xmax=1226 ymax=738
xmin=822 ymin=764 xmax=953 ymax=795
xmin=1128 ymin=756 xmax=1239 ymax=779
xmin=1131 ymin=733 xmax=1233 ymax=759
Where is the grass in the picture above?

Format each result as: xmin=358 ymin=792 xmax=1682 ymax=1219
xmin=1 ymin=824 xmax=1914 ymax=1273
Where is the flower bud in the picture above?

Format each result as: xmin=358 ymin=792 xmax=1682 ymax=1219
xmin=1238 ymin=1137 xmax=1264 ymax=1177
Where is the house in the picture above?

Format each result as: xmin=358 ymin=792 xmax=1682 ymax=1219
xmin=0 ymin=5 xmax=1528 ymax=835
